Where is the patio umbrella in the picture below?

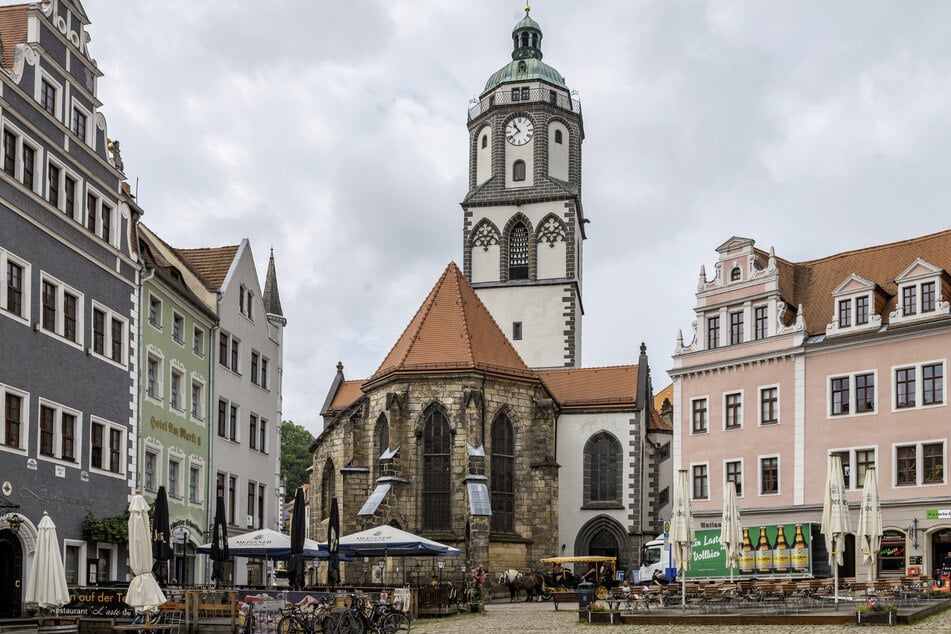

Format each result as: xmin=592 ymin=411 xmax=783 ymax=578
xmin=669 ymin=469 xmax=694 ymax=609
xmin=287 ymin=487 xmax=306 ymax=589
xmin=327 ymin=496 xmax=340 ymax=588
xmin=821 ymin=454 xmax=852 ymax=606
xmin=330 ymin=524 xmax=462 ymax=557
xmin=152 ymin=486 xmax=171 ymax=586
xmin=857 ymin=466 xmax=882 ymax=583
xmin=210 ymin=495 xmax=229 ymax=585
xmin=719 ymin=480 xmax=742 ymax=582
xmin=125 ymin=491 xmax=167 ymax=615
xmin=198 ymin=527 xmax=324 ymax=558
xmin=24 ymin=512 xmax=70 ymax=613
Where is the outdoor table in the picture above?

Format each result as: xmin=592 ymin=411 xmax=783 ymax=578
xmin=113 ymin=624 xmax=176 ymax=632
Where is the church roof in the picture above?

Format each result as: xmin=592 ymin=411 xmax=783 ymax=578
xmin=482 ymin=7 xmax=567 ymax=94
xmin=323 ymin=379 xmax=366 ymax=417
xmin=366 ymin=262 xmax=536 ymax=388
xmin=263 ymin=248 xmax=284 ymax=317
xmin=537 ymin=365 xmax=640 ymax=412
xmin=176 ymin=245 xmax=239 ymax=289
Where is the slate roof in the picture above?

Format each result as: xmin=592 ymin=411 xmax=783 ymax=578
xmin=777 ymin=228 xmax=951 ymax=334
xmin=176 ymin=245 xmax=239 ymax=289
xmin=263 ymin=248 xmax=284 ymax=317
xmin=0 ymin=4 xmax=28 ymax=69
xmin=366 ymin=262 xmax=536 ymax=387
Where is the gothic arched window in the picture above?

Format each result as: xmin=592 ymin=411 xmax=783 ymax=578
xmin=422 ymin=407 xmax=451 ymax=531
xmin=320 ymin=459 xmax=335 ymax=520
xmin=512 ymin=160 xmax=526 ymax=182
xmin=508 ymin=222 xmax=529 ymax=280
xmin=584 ymin=432 xmax=621 ymax=504
xmin=490 ymin=413 xmax=515 ymax=534
xmin=373 ymin=414 xmax=389 ymax=481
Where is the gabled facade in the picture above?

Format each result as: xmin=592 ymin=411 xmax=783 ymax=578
xmin=0 ymin=0 xmax=139 ymax=617
xmin=672 ymin=230 xmax=951 ymax=580
xmin=177 ymin=240 xmax=285 ymax=586
xmin=136 ymin=224 xmax=216 ymax=585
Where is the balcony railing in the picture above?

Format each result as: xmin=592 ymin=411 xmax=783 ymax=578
xmin=468 ymin=87 xmax=581 ymax=121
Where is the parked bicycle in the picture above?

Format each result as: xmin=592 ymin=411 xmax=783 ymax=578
xmin=333 ymin=593 xmax=410 ymax=634
xmin=277 ymin=598 xmax=339 ymax=634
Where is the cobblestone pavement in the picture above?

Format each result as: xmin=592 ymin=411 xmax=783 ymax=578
xmin=409 ymin=600 xmax=951 ymax=633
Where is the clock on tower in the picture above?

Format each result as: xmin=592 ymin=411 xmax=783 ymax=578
xmin=461 ymin=7 xmax=587 ymax=369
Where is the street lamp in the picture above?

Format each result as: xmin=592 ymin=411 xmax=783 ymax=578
xmin=246 ymin=561 xmax=254 ymax=586
xmin=437 ymin=559 xmax=444 ymax=584
xmin=379 ymin=559 xmax=386 ymax=585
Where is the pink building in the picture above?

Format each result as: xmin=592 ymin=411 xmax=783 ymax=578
xmin=672 ymin=233 xmax=951 ymax=580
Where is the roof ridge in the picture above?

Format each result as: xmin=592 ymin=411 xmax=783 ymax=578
xmin=794 ymin=227 xmax=951 ymax=266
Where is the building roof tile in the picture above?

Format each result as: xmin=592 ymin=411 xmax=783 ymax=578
xmin=0 ymin=4 xmax=28 ymax=69
xmin=176 ymin=245 xmax=239 ymax=289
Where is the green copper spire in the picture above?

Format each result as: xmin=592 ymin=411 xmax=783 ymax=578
xmin=482 ymin=6 xmax=567 ymax=95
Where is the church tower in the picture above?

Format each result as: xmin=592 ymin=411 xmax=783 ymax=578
xmin=462 ymin=6 xmax=586 ymax=369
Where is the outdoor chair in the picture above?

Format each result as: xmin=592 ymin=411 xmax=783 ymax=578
xmin=759 ymin=582 xmax=785 ymax=613
xmin=701 ymin=584 xmax=729 ymax=613
xmin=781 ymin=582 xmax=808 ymax=613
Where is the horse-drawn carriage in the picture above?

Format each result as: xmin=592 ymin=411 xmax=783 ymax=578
xmin=539 ymin=555 xmax=618 ymax=601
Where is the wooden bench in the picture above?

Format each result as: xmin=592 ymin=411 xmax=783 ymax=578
xmin=551 ymin=591 xmax=578 ymax=610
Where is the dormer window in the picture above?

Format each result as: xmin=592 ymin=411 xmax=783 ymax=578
xmin=922 ymin=282 xmax=936 ymax=312
xmin=838 ymin=299 xmax=851 ymax=327
xmin=890 ymin=259 xmax=946 ymax=325
xmin=828 ymin=274 xmax=882 ymax=337
xmin=902 ymin=286 xmax=916 ymax=315
xmin=730 ymin=267 xmax=741 ymax=282
xmin=856 ymin=296 xmax=869 ymax=324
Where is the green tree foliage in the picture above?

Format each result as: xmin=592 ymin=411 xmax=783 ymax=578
xmin=281 ymin=420 xmax=315 ymax=501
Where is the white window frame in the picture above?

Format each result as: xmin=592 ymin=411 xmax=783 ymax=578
xmin=171 ymin=311 xmax=185 ymax=345
xmin=826 ymin=369 xmax=878 ymax=419
xmin=143 ymin=446 xmax=160 ymax=493
xmin=88 ymin=417 xmax=126 ymax=478
xmin=169 ymin=365 xmax=184 ymax=412
xmin=689 ymin=395 xmax=709 ymax=435
xmin=89 ymin=300 xmax=128 ymax=367
xmin=891 ymin=360 xmax=946 ymax=413
xmin=70 ymin=99 xmax=92 ymax=145
xmin=690 ymin=461 xmax=710 ymax=500
xmin=828 ymin=446 xmax=877 ymax=491
xmin=723 ymin=390 xmax=744 ymax=430
xmin=758 ymin=384 xmax=781 ymax=426
xmin=46 ymin=156 xmax=81 ymax=221
xmin=188 ymin=459 xmax=204 ymax=506
xmin=758 ymin=453 xmax=781 ymax=496
xmin=0 ymin=248 xmax=32 ymax=325
xmin=63 ymin=539 xmax=87 ymax=586
xmin=893 ymin=439 xmax=946 ymax=487
xmin=36 ymin=71 xmax=63 ymax=119
xmin=167 ymin=452 xmax=184 ymax=499
xmin=192 ymin=326 xmax=204 ymax=357
xmin=38 ymin=272 xmax=84 ymax=349
xmin=190 ymin=377 xmax=206 ymax=423
xmin=148 ymin=292 xmax=163 ymax=330
xmin=96 ymin=544 xmax=117 ymax=583
xmin=724 ymin=457 xmax=744 ymax=498
xmin=2 ymin=122 xmax=43 ymax=194
xmin=146 ymin=351 xmax=164 ymax=403
xmin=0 ymin=383 xmax=30 ymax=455
xmin=36 ymin=398 xmax=82 ymax=468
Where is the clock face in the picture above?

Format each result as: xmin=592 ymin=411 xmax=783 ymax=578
xmin=505 ymin=116 xmax=534 ymax=146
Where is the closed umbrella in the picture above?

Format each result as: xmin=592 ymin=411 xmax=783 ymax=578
xmin=327 ymin=497 xmax=340 ymax=588
xmin=857 ymin=466 xmax=882 ymax=583
xmin=125 ymin=491 xmax=167 ymax=615
xmin=152 ymin=486 xmax=171 ymax=586
xmin=210 ymin=496 xmax=229 ymax=585
xmin=24 ymin=512 xmax=70 ymax=614
xmin=821 ymin=454 xmax=853 ymax=606
xmin=719 ymin=480 xmax=742 ymax=582
xmin=287 ymin=487 xmax=306 ymax=589
xmin=669 ymin=469 xmax=694 ymax=610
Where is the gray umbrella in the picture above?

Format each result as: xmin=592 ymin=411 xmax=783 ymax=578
xmin=152 ymin=486 xmax=171 ymax=586
xmin=210 ymin=495 xmax=229 ymax=585
xmin=287 ymin=487 xmax=306 ymax=589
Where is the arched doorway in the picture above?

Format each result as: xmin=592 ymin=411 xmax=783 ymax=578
xmin=0 ymin=529 xmax=23 ymax=618
xmin=574 ymin=515 xmax=628 ymax=575
xmin=931 ymin=528 xmax=951 ymax=578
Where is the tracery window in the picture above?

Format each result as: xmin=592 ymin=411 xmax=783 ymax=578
xmin=490 ymin=413 xmax=514 ymax=533
xmin=321 ymin=459 xmax=335 ymax=520
xmin=584 ymin=432 xmax=621 ymax=504
xmin=508 ymin=222 xmax=529 ymax=280
xmin=422 ymin=407 xmax=451 ymax=531
xmin=373 ymin=414 xmax=389 ymax=481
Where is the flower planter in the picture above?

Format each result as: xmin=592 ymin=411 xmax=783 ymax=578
xmin=856 ymin=610 xmax=897 ymax=626
xmin=587 ymin=611 xmax=621 ymax=624
xmin=468 ymin=602 xmax=484 ymax=613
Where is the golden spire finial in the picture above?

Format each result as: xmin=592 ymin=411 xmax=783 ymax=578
xmin=525 ymin=4 xmax=530 ymax=15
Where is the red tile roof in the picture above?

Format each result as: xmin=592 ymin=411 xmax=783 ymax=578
xmin=0 ymin=4 xmax=28 ymax=69
xmin=366 ymin=262 xmax=536 ymax=387
xmin=176 ymin=245 xmax=239 ymax=289
xmin=323 ymin=379 xmax=366 ymax=417
xmin=537 ymin=365 xmax=639 ymax=411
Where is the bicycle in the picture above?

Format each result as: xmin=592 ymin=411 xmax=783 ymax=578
xmin=333 ymin=593 xmax=410 ymax=634
xmin=277 ymin=598 xmax=339 ymax=634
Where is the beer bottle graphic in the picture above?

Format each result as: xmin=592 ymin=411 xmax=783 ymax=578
xmin=773 ymin=525 xmax=790 ymax=572
xmin=791 ymin=523 xmax=809 ymax=572
xmin=739 ymin=527 xmax=755 ymax=574
xmin=755 ymin=526 xmax=773 ymax=574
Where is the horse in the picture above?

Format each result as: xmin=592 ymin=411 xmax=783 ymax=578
xmin=499 ymin=569 xmax=546 ymax=602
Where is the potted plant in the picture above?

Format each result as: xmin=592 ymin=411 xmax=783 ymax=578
xmin=587 ymin=601 xmax=621 ymax=624
xmin=855 ymin=600 xmax=898 ymax=625
xmin=467 ymin=563 xmax=488 ymax=613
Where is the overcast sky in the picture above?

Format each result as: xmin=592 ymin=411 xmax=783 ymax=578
xmin=81 ymin=1 xmax=951 ymax=436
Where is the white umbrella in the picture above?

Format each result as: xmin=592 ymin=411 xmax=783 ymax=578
xmin=857 ymin=466 xmax=882 ymax=583
xmin=669 ymin=469 xmax=694 ymax=609
xmin=125 ymin=492 xmax=166 ymax=615
xmin=719 ymin=480 xmax=742 ymax=582
xmin=821 ymin=454 xmax=852 ymax=606
xmin=24 ymin=512 xmax=70 ymax=612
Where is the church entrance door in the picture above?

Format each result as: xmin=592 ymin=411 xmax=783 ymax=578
xmin=0 ymin=529 xmax=23 ymax=617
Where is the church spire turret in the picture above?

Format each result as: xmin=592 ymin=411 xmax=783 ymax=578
xmin=512 ymin=5 xmax=543 ymax=61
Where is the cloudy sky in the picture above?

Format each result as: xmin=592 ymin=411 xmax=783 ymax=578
xmin=81 ymin=1 xmax=951 ymax=436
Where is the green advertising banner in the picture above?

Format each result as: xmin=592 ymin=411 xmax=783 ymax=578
xmin=687 ymin=523 xmax=812 ymax=578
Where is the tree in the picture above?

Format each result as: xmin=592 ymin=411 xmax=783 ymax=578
xmin=281 ymin=420 xmax=315 ymax=501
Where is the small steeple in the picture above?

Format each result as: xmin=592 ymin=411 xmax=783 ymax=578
xmin=263 ymin=247 xmax=284 ymax=318
xmin=512 ymin=4 xmax=543 ymax=61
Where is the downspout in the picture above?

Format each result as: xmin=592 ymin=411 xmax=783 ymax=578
xmin=206 ymin=290 xmax=222 ymax=583
xmin=133 ymin=218 xmax=154 ymax=493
